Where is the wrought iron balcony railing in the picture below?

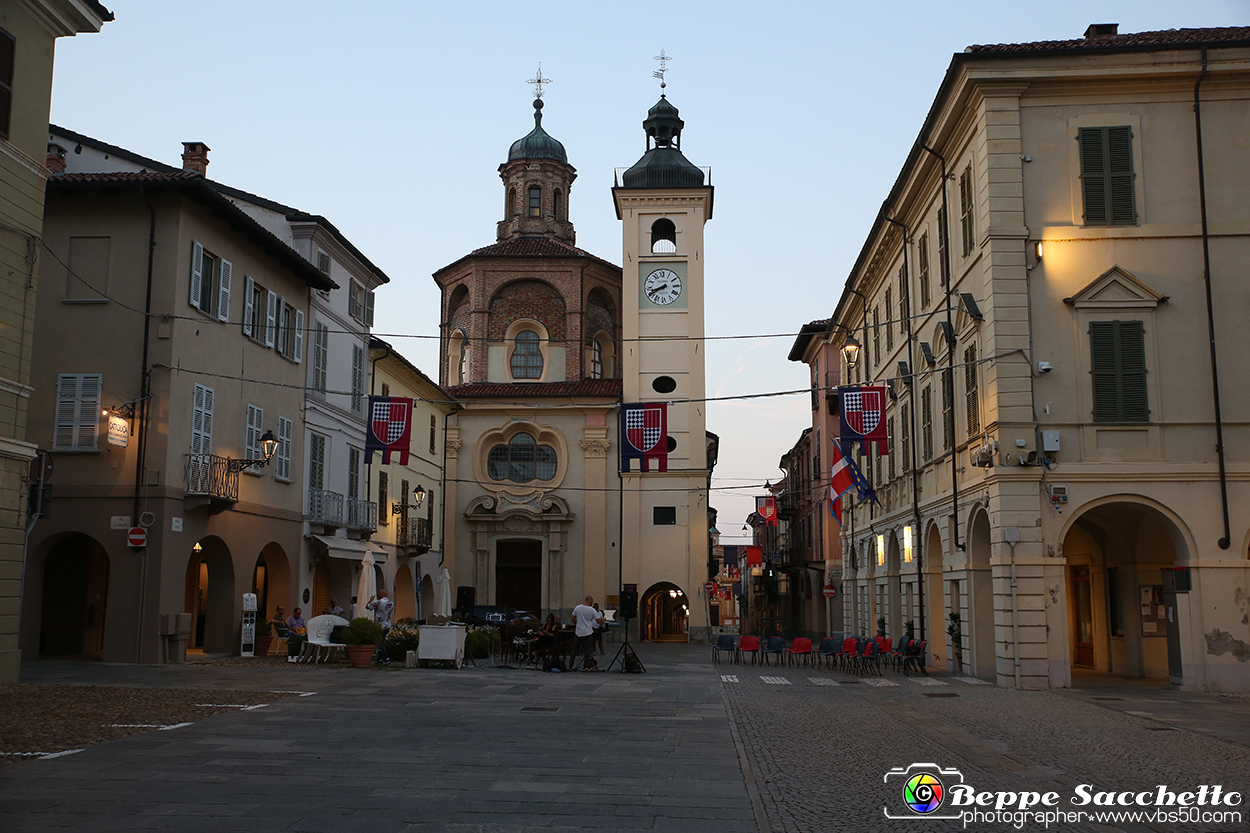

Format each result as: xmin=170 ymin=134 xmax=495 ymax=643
xmin=397 ymin=516 xmax=432 ymax=549
xmin=346 ymin=499 xmax=377 ymax=534
xmin=308 ymin=488 xmax=344 ymax=527
xmin=185 ymin=454 xmax=239 ymax=502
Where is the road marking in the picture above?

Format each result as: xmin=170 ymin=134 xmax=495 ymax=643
xmin=721 ymin=675 xmax=739 ymax=683
xmin=909 ymin=677 xmax=949 ymax=686
xmin=953 ymin=676 xmax=991 ymax=685
xmin=0 ymin=749 xmax=83 ymax=760
xmin=859 ymin=678 xmax=900 ymax=687
xmin=271 ymin=690 xmax=317 ymax=697
xmin=106 ymin=722 xmax=193 ymax=731
xmin=808 ymin=678 xmax=840 ymax=686
xmin=760 ymin=676 xmax=791 ymax=685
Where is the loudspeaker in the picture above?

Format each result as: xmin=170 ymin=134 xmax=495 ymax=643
xmin=619 ymin=589 xmax=638 ymax=620
xmin=456 ymin=585 xmax=476 ymax=612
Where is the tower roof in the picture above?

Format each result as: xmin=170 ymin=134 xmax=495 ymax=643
xmin=508 ymin=99 xmax=568 ymax=164
xmin=622 ymin=95 xmax=705 ymax=188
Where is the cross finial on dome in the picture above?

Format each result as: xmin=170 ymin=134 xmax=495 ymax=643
xmin=527 ymin=64 xmax=551 ymax=100
xmin=652 ymin=50 xmax=672 ymax=92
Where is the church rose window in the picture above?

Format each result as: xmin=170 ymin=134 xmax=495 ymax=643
xmin=511 ymin=329 xmax=543 ymax=379
xmin=488 ymin=433 xmax=556 ymax=483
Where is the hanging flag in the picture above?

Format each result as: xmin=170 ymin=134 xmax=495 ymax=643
xmin=366 ymin=396 xmax=413 ymax=465
xmin=620 ymin=403 xmax=668 ymax=472
xmin=829 ymin=436 xmax=877 ymax=516
xmin=830 ymin=489 xmax=842 ymax=527
xmin=722 ymin=546 xmax=739 ymax=569
xmin=838 ymin=385 xmax=890 ymax=454
xmin=745 ymin=546 xmax=762 ymax=567
xmin=732 ymin=581 xmax=742 ymax=597
xmin=755 ymin=496 xmax=778 ymax=527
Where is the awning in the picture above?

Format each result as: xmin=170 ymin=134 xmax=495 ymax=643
xmin=309 ymin=535 xmax=387 ymax=563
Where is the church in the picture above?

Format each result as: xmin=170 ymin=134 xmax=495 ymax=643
xmin=435 ymin=83 xmax=718 ymax=642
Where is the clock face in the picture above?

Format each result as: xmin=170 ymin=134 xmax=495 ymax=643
xmin=644 ymin=269 xmax=683 ymax=306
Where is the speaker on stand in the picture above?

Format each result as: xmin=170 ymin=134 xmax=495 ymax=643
xmin=608 ymin=589 xmax=645 ymax=673
xmin=456 ymin=585 xmax=476 ymax=616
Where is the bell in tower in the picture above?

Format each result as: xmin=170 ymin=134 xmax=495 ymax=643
xmin=497 ymin=95 xmax=578 ymax=244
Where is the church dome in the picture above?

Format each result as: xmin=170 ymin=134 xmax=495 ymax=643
xmin=508 ymin=100 xmax=568 ymax=164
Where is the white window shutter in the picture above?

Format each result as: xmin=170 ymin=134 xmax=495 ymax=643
xmin=242 ymin=275 xmax=255 ymax=337
xmin=202 ymin=387 xmax=214 ymax=453
xmin=294 ymin=309 xmax=304 ymax=363
xmin=349 ymin=283 xmax=361 ymax=320
xmin=246 ymin=404 xmax=258 ymax=459
xmin=189 ymin=240 xmax=204 ymax=310
xmin=277 ymin=416 xmax=292 ymax=481
xmin=217 ymin=258 xmax=232 ymax=322
xmin=364 ymin=289 xmax=375 ymax=327
xmin=277 ymin=296 xmax=287 ymax=354
xmin=191 ymin=384 xmax=206 ymax=454
xmin=264 ymin=290 xmax=277 ymax=348
xmin=76 ymin=374 xmax=102 ymax=450
xmin=54 ymin=376 xmax=77 ymax=450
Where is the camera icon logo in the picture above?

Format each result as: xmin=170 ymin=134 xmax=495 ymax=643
xmin=883 ymin=763 xmax=966 ymax=820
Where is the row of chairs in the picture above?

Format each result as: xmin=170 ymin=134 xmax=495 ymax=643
xmin=711 ymin=634 xmax=929 ymax=675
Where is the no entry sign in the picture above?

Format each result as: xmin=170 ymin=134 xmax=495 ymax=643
xmin=704 ymin=581 xmax=715 ymax=593
xmin=127 ymin=527 xmax=147 ymax=548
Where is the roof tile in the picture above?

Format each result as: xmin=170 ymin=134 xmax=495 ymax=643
xmin=966 ymin=26 xmax=1250 ymax=54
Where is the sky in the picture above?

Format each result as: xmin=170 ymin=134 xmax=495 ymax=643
xmin=49 ymin=0 xmax=1246 ymax=541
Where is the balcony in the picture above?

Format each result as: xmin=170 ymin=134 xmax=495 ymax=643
xmin=397 ymin=516 xmax=432 ymax=552
xmin=308 ymin=488 xmax=344 ymax=527
xmin=346 ymin=499 xmax=377 ymax=535
xmin=185 ymin=454 xmax=238 ymax=512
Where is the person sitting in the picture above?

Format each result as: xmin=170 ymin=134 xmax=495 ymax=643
xmin=271 ymin=606 xmax=290 ymax=637
xmin=286 ymin=607 xmax=307 ymax=633
xmin=531 ymin=614 xmax=557 ymax=661
xmin=323 ymin=598 xmax=344 ymax=617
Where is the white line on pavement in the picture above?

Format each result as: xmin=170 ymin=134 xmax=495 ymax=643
xmin=760 ymin=677 xmax=792 ymax=685
xmin=271 ymin=690 xmax=318 ymax=696
xmin=953 ymin=677 xmax=991 ymax=685
xmin=909 ymin=677 xmax=949 ymax=686
xmin=0 ymin=750 xmax=84 ymax=759
xmin=808 ymin=678 xmax=840 ymax=686
xmin=721 ymin=675 xmax=739 ymax=683
xmin=859 ymin=678 xmax=900 ymax=687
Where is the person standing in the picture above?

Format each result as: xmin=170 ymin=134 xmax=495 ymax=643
xmin=367 ymin=590 xmax=395 ymax=665
xmin=571 ymin=596 xmax=603 ymax=671
xmin=323 ymin=598 xmax=344 ymax=617
xmin=591 ymin=602 xmax=607 ymax=655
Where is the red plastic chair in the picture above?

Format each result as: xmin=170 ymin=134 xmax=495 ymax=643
xmin=853 ymin=640 xmax=881 ymax=675
xmin=738 ymin=635 xmax=761 ymax=666
xmin=834 ymin=637 xmax=858 ymax=671
xmin=786 ymin=637 xmax=813 ymax=668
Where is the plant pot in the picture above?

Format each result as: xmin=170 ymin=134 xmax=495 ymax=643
xmin=345 ymin=644 xmax=375 ymax=667
xmin=953 ymin=649 xmax=964 ymax=674
xmin=253 ymin=635 xmax=273 ymax=656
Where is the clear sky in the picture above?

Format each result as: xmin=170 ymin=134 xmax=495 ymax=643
xmin=49 ymin=0 xmax=1246 ymax=540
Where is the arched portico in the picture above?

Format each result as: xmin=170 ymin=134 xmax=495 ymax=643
xmin=641 ymin=581 xmax=689 ymax=642
xmin=966 ymin=507 xmax=995 ymax=677
xmin=185 ymin=536 xmax=235 ymax=654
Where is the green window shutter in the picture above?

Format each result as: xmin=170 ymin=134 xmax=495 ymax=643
xmin=1079 ymin=126 xmax=1136 ymax=226
xmin=1090 ymin=320 xmax=1148 ymax=422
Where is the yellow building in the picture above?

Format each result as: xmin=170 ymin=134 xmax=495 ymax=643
xmin=0 ymin=0 xmax=110 ymax=681
xmin=828 ymin=25 xmax=1250 ymax=691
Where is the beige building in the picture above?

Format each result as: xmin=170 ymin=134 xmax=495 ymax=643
xmin=826 ymin=25 xmax=1250 ymax=691
xmin=366 ymin=337 xmax=453 ymax=621
xmin=0 ymin=0 xmax=110 ymax=682
xmin=24 ymin=162 xmax=333 ymax=661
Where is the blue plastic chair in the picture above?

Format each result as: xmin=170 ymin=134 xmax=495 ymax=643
xmin=817 ymin=637 xmax=839 ymax=669
xmin=761 ymin=636 xmax=786 ymax=667
xmin=712 ymin=634 xmax=737 ymax=664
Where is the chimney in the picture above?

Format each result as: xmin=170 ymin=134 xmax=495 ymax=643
xmin=181 ymin=141 xmax=210 ymax=176
xmin=46 ymin=143 xmax=67 ymax=174
xmin=1084 ymin=23 xmax=1119 ymax=39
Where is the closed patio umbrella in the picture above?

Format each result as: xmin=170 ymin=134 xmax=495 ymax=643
xmin=356 ymin=550 xmax=377 ymax=620
xmin=435 ymin=567 xmax=452 ymax=618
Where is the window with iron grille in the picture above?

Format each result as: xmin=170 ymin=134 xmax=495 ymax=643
xmin=887 ymin=416 xmax=896 ymax=480
xmin=964 ymin=344 xmax=980 ymax=436
xmin=921 ymin=385 xmax=933 ymax=461
xmin=941 ymin=368 xmax=954 ymax=451
xmin=901 ymin=403 xmax=911 ymax=472
xmin=959 ymin=165 xmax=974 ymax=257
xmin=1090 ymin=320 xmax=1149 ymax=422
xmin=918 ymin=232 xmax=931 ymax=310
xmin=1079 ymin=126 xmax=1136 ymax=226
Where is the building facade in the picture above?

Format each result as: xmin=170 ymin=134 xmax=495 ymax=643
xmin=827 ymin=25 xmax=1250 ymax=691
xmin=0 ymin=0 xmax=110 ymax=682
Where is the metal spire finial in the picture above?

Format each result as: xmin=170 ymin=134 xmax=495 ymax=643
xmin=653 ymin=50 xmax=672 ymax=91
xmin=527 ymin=64 xmax=551 ymax=100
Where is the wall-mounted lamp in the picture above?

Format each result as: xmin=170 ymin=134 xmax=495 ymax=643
xmin=1032 ymin=240 xmax=1044 ymax=261
xmin=841 ymin=336 xmax=862 ymax=368
xmin=877 ymin=534 xmax=885 ymax=567
xmin=392 ymin=483 xmax=427 ymax=515
xmin=903 ymin=526 xmax=913 ymax=563
xmin=193 ymin=542 xmax=203 ymax=554
xmin=226 ymin=430 xmax=279 ymax=473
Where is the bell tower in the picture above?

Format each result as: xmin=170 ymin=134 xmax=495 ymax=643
xmin=612 ymin=70 xmax=714 ymax=642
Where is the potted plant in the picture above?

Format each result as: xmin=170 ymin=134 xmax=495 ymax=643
xmin=947 ymin=612 xmax=964 ymax=674
xmin=904 ymin=619 xmax=915 ymax=642
xmin=876 ymin=616 xmax=887 ymax=638
xmin=254 ymin=618 xmax=273 ymax=656
xmin=342 ymin=617 xmax=384 ymax=667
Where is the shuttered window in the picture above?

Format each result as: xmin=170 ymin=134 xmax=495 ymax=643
xmin=347 ymin=447 xmax=360 ymax=501
xmin=918 ymin=232 xmax=931 ymax=310
xmin=959 ymin=165 xmax=974 ymax=256
xmin=1090 ymin=320 xmax=1149 ymax=422
xmin=871 ymin=307 xmax=880 ymax=371
xmin=901 ymin=403 xmax=911 ymax=472
xmin=351 ymin=344 xmax=365 ymax=413
xmin=191 ymin=384 xmax=214 ymax=454
xmin=313 ymin=322 xmax=329 ymax=395
xmin=937 ymin=207 xmax=950 ymax=288
xmin=887 ymin=416 xmax=896 ymax=480
xmin=1079 ymin=126 xmax=1136 ymax=226
xmin=378 ymin=471 xmax=389 ymax=525
xmin=309 ymin=433 xmax=326 ymax=490
xmin=188 ymin=241 xmax=230 ymax=319
xmin=0 ymin=28 xmax=14 ymax=140
xmin=53 ymin=374 xmax=102 ymax=451
xmin=964 ymin=344 xmax=980 ymax=437
xmin=884 ymin=289 xmax=894 ymax=351
xmin=245 ymin=404 xmax=264 ymax=463
xmin=276 ymin=417 xmax=292 ymax=482
xmin=941 ymin=369 xmax=954 ymax=452
xmin=898 ymin=266 xmax=909 ymax=333
xmin=921 ymin=386 xmax=933 ymax=461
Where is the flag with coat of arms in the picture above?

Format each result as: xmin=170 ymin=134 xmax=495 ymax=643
xmin=838 ymin=385 xmax=890 ymax=454
xmin=366 ymin=396 xmax=413 ymax=465
xmin=620 ymin=403 xmax=668 ymax=472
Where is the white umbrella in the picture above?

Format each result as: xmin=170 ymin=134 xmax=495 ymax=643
xmin=356 ymin=550 xmax=377 ymax=621
xmin=435 ymin=567 xmax=452 ymax=618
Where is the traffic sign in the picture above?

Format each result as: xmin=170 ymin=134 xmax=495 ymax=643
xmin=28 ymin=451 xmax=53 ymax=484
xmin=703 ymin=581 xmax=715 ymax=593
xmin=823 ymin=584 xmax=838 ymax=599
xmin=127 ymin=527 xmax=147 ymax=548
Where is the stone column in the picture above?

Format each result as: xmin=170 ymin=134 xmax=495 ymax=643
xmin=580 ymin=414 xmax=611 ymax=602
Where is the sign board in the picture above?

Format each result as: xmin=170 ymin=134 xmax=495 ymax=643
xmin=107 ymin=414 xmax=129 ymax=447
xmin=171 ymin=517 xmax=183 ymax=532
xmin=110 ymin=516 xmax=131 ymax=530
xmin=127 ymin=527 xmax=147 ymax=548
xmin=28 ymin=451 xmax=52 ymax=484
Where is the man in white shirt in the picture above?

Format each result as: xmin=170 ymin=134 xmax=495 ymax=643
xmin=367 ymin=590 xmax=395 ymax=664
xmin=571 ymin=596 xmax=603 ymax=671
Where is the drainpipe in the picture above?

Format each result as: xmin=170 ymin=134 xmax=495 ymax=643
xmin=133 ymin=196 xmax=157 ymax=662
xmin=1194 ymin=47 xmax=1230 ymax=550
xmin=884 ymin=215 xmax=925 ymax=642
xmin=922 ymin=145 xmax=964 ymax=551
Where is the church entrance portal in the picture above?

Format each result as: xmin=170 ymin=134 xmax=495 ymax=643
xmin=496 ymin=539 xmax=541 ymax=613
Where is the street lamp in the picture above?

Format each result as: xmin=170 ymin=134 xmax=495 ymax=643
xmin=841 ymin=335 xmax=862 ymax=368
xmin=392 ymin=483 xmax=427 ymax=516
xmin=226 ymin=429 xmax=279 ymax=472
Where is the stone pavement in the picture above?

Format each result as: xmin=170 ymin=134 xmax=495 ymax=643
xmin=5 ymin=646 xmax=1250 ymax=832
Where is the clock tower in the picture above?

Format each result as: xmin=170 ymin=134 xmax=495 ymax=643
xmin=613 ymin=90 xmax=714 ymax=642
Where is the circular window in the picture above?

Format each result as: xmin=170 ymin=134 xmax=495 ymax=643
xmin=651 ymin=375 xmax=677 ymax=394
xmin=487 ymin=433 xmax=557 ymax=483
xmin=667 ymin=436 xmax=677 ymax=453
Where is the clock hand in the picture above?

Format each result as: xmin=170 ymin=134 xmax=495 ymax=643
xmin=653 ymin=284 xmax=668 ymax=292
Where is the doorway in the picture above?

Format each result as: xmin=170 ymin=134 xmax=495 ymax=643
xmin=1071 ymin=566 xmax=1094 ymax=668
xmin=496 ymin=539 xmax=541 ymax=612
xmin=40 ymin=534 xmax=109 ymax=657
xmin=641 ymin=582 xmax=689 ymax=642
